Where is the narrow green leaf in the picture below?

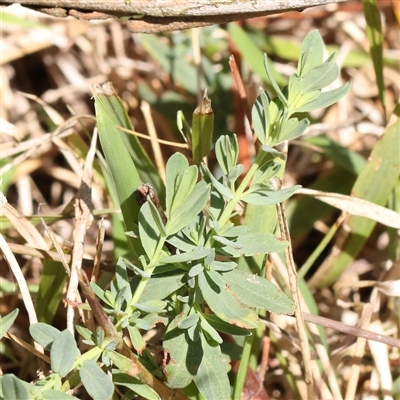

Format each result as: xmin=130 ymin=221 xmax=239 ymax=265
xmin=198 ymin=271 xmax=258 ymax=329
xmin=215 ymin=134 xmax=239 ymax=176
xmin=93 ymin=83 xmax=143 ymax=261
xmin=294 ymin=82 xmax=352 ymax=113
xmin=115 ymin=258 xmax=133 ymax=305
xmin=312 ymin=119 xmax=400 ymax=287
xmin=221 ymin=232 xmax=288 ymax=257
xmin=167 ymin=183 xmax=211 ymax=235
xmin=264 ymin=54 xmax=289 ymax=108
xmin=162 ymin=248 xmax=214 ymax=264
xmin=202 ymin=314 xmax=251 ymax=336
xmin=228 ymin=24 xmax=286 ymax=87
xmin=128 ymin=326 xmax=146 ymax=354
xmin=279 ymin=118 xmax=310 ymax=142
xmin=43 ymin=389 xmax=79 ymax=399
xmin=138 ymin=202 xmax=161 ymax=260
xmin=201 ymin=164 xmax=234 ymax=200
xmin=223 ymin=269 xmax=295 ymax=314
xmin=194 ymin=332 xmax=230 ymax=400
xmin=301 ymin=62 xmax=339 ymax=93
xmin=297 ymin=30 xmax=324 ymax=77
xmin=137 ymin=272 xmax=186 ymax=302
xmin=51 ymin=330 xmax=80 ymax=377
xmin=80 ymin=360 xmax=114 ymax=400
xmin=363 ymin=0 xmax=386 ymax=122
xmin=252 ymin=88 xmax=270 ymax=144
xmin=0 ymin=309 xmax=18 ymax=339
xmin=36 ymin=260 xmax=67 ymax=323
xmin=113 ymin=370 xmax=160 ymax=400
xmin=192 ymin=91 xmax=214 ymax=164
xmin=178 ymin=314 xmax=200 ymax=330
xmin=242 ymin=185 xmax=301 ymax=207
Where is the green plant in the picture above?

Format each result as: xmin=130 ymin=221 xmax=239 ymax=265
xmin=1 ymin=30 xmax=351 ymax=399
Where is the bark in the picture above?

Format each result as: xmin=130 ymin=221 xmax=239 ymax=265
xmin=1 ymin=0 xmax=345 ymax=32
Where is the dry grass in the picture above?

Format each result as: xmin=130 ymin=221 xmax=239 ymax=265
xmin=1 ymin=2 xmax=399 ymax=399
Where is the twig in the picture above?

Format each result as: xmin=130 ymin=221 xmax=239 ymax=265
xmin=66 ymin=128 xmax=97 ymax=333
xmin=140 ymin=101 xmax=166 ymax=184
xmin=271 ymin=177 xmax=314 ymax=399
xmin=300 ymin=312 xmax=400 ymax=348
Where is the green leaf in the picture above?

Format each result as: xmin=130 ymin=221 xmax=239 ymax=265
xmin=80 ymin=360 xmax=114 ymax=400
xmin=115 ymin=258 xmax=133 ymax=305
xmin=242 ymin=185 xmax=301 ymax=206
xmin=1 ymin=374 xmax=30 ymax=400
xmin=93 ymin=83 xmax=144 ymax=261
xmin=311 ymin=118 xmax=400 ymax=287
xmin=294 ymin=82 xmax=352 ymax=113
xmin=51 ymin=330 xmax=80 ymax=377
xmin=162 ymin=248 xmax=214 ymax=264
xmin=193 ymin=332 xmax=230 ymax=400
xmin=301 ymin=62 xmax=339 ymax=93
xmin=163 ymin=314 xmax=202 ymax=388
xmin=201 ymin=164 xmax=234 ymax=200
xmin=198 ymin=271 xmax=258 ymax=329
xmin=137 ymin=272 xmax=186 ymax=302
xmin=297 ymin=30 xmax=324 ymax=77
xmin=167 ymin=182 xmax=211 ymax=235
xmin=202 ymin=314 xmax=251 ymax=336
xmin=192 ymin=91 xmax=214 ymax=164
xmin=178 ymin=313 xmax=200 ymax=330
xmin=264 ymin=54 xmax=288 ymax=108
xmin=363 ymin=0 xmax=386 ymax=121
xmin=223 ymin=269 xmax=295 ymax=314
xmin=0 ymin=309 xmax=18 ymax=339
xmin=220 ymin=232 xmax=288 ymax=257
xmin=127 ymin=326 xmax=146 ymax=354
xmin=36 ymin=260 xmax=67 ymax=323
xmin=43 ymin=389 xmax=79 ymax=399
xmin=29 ymin=323 xmax=61 ymax=350
xmin=279 ymin=118 xmax=310 ymax=142
xmin=165 ymin=153 xmax=196 ymax=218
xmin=113 ymin=370 xmax=160 ymax=400
xmin=138 ymin=202 xmax=161 ymax=260
xmin=215 ymin=134 xmax=239 ymax=176
xmin=252 ymin=88 xmax=270 ymax=144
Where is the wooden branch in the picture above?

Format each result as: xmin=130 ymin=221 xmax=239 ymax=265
xmin=1 ymin=0 xmax=345 ymax=32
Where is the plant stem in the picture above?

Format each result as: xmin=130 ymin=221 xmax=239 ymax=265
xmin=232 ymin=332 xmax=254 ymax=400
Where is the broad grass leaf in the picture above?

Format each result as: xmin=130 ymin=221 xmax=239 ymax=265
xmin=29 ymin=323 xmax=60 ymax=350
xmin=80 ymin=360 xmax=114 ymax=400
xmin=297 ymin=30 xmax=324 ymax=77
xmin=0 ymin=309 xmax=18 ymax=339
xmin=223 ymin=269 xmax=295 ymax=314
xmin=139 ymin=202 xmax=161 ymax=260
xmin=36 ymin=260 xmax=67 ymax=324
xmin=113 ymin=370 xmax=160 ymax=400
xmin=50 ymin=330 xmax=80 ymax=377
xmin=198 ymin=271 xmax=258 ymax=329
xmin=193 ymin=332 xmax=230 ymax=400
